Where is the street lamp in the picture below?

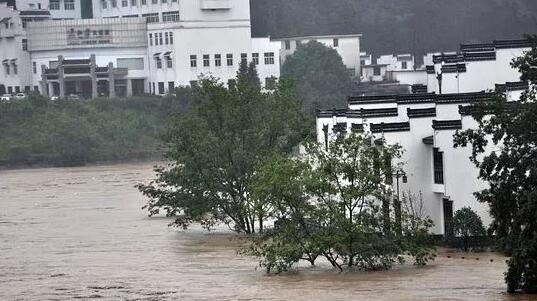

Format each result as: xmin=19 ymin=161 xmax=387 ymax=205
xmin=392 ymin=169 xmax=406 ymax=235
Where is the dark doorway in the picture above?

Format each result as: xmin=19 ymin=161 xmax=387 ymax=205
xmin=132 ymin=79 xmax=145 ymax=96
xmin=0 ymin=85 xmax=5 ymax=95
xmin=443 ymin=198 xmax=454 ymax=238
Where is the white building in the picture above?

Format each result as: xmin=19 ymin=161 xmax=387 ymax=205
xmin=360 ymin=52 xmax=427 ymax=87
xmin=316 ymin=84 xmax=528 ymax=236
xmin=1 ymin=0 xmax=282 ymax=96
xmin=426 ymin=40 xmax=531 ymax=94
xmin=274 ymin=34 xmax=362 ymax=78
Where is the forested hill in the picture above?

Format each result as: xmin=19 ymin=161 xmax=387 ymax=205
xmin=250 ymin=0 xmax=537 ymax=60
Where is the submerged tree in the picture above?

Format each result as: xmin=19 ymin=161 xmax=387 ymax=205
xmin=452 ymin=207 xmax=487 ymax=252
xmin=137 ymin=65 xmax=308 ymax=233
xmin=453 ymin=35 xmax=537 ymax=293
xmin=247 ymin=134 xmax=435 ymax=273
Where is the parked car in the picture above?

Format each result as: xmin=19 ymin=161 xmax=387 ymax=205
xmin=14 ymin=93 xmax=26 ymax=100
xmin=1 ymin=94 xmax=12 ymax=102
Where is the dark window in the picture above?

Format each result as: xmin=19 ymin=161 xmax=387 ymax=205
xmin=215 ymin=54 xmax=221 ymax=67
xmin=131 ymin=0 xmax=136 ymax=5
xmin=162 ymin=11 xmax=179 ymax=22
xmin=158 ymin=82 xmax=164 ymax=94
xmin=443 ymin=198 xmax=454 ymax=238
xmin=165 ymin=32 xmax=169 ymax=45
xmin=152 ymin=82 xmax=155 ymax=94
xmin=284 ymin=40 xmax=290 ymax=50
xmin=155 ymin=57 xmax=162 ymax=69
xmin=22 ymin=39 xmax=27 ymax=51
xmin=166 ymin=56 xmax=172 ymax=68
xmin=433 ymin=147 xmax=444 ymax=184
xmin=241 ymin=53 xmax=247 ymax=64
xmin=373 ymin=66 xmax=381 ymax=76
xmin=141 ymin=0 xmax=146 ymax=4
xmin=265 ymin=77 xmax=276 ymax=90
xmin=402 ymin=61 xmax=408 ymax=69
xmin=168 ymin=81 xmax=174 ymax=92
xmin=149 ymin=33 xmax=152 ymax=45
xmin=158 ymin=33 xmax=163 ymax=45
xmin=333 ymin=38 xmax=339 ymax=47
xmin=190 ymin=55 xmax=197 ymax=67
xmin=203 ymin=54 xmax=210 ymax=67
xmin=32 ymin=62 xmax=36 ymax=74
xmin=264 ymin=52 xmax=274 ymax=65
xmin=252 ymin=53 xmax=259 ymax=65
xmin=34 ymin=85 xmax=39 ymax=92
xmin=169 ymin=32 xmax=173 ymax=44
xmin=226 ymin=53 xmax=233 ymax=66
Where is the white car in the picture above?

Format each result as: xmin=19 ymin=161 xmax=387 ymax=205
xmin=14 ymin=93 xmax=26 ymax=100
xmin=1 ymin=94 xmax=11 ymax=102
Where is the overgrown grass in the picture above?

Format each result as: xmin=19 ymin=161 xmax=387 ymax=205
xmin=0 ymin=93 xmax=191 ymax=168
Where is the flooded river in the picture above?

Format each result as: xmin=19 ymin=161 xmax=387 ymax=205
xmin=0 ymin=162 xmax=535 ymax=301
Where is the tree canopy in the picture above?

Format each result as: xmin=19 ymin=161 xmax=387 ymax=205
xmin=137 ymin=65 xmax=308 ymax=234
xmin=281 ymin=40 xmax=353 ymax=115
xmin=453 ymin=35 xmax=537 ymax=293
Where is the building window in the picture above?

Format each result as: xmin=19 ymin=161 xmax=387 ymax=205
xmin=203 ymin=54 xmax=210 ymax=67
xmin=215 ymin=54 xmax=221 ymax=67
xmin=149 ymin=33 xmax=152 ymax=45
xmin=7 ymin=87 xmax=12 ymax=94
xmin=252 ymin=53 xmax=259 ymax=65
xmin=190 ymin=55 xmax=197 ymax=68
xmin=141 ymin=0 xmax=146 ymax=4
xmin=226 ymin=53 xmax=233 ymax=66
xmin=101 ymin=0 xmax=107 ymax=8
xmin=168 ymin=81 xmax=174 ymax=92
xmin=162 ymin=0 xmax=166 ymax=3
xmin=152 ymin=82 xmax=155 ymax=94
xmin=241 ymin=53 xmax=247 ymax=64
xmin=154 ymin=33 xmax=158 ymax=45
xmin=158 ymin=32 xmax=163 ymax=45
xmin=121 ymin=0 xmax=127 ymax=7
xmin=158 ymin=82 xmax=164 ymax=94
xmin=264 ymin=52 xmax=274 ymax=65
xmin=111 ymin=0 xmax=117 ymax=7
xmin=169 ymin=32 xmax=173 ymax=44
xmin=22 ymin=39 xmax=27 ymax=51
xmin=333 ymin=38 xmax=339 ymax=47
xmin=142 ymin=13 xmax=159 ymax=23
xmin=166 ymin=56 xmax=173 ymax=68
xmin=284 ymin=40 xmax=290 ymax=50
xmin=32 ymin=62 xmax=36 ymax=74
xmin=162 ymin=11 xmax=179 ymax=22
xmin=165 ymin=32 xmax=169 ymax=44
xmin=4 ymin=64 xmax=9 ymax=76
xmin=152 ymin=0 xmax=157 ymax=4
xmin=373 ymin=66 xmax=381 ymax=76
xmin=131 ymin=0 xmax=136 ymax=5
xmin=64 ymin=0 xmax=75 ymax=10
xmin=401 ymin=61 xmax=408 ymax=69
xmin=117 ymin=58 xmax=144 ymax=70
xmin=13 ymin=64 xmax=17 ymax=75
xmin=433 ymin=148 xmax=444 ymax=184
xmin=49 ymin=0 xmax=59 ymax=9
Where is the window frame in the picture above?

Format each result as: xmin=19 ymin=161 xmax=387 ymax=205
xmin=264 ymin=52 xmax=275 ymax=65
xmin=190 ymin=55 xmax=197 ymax=68
xmin=215 ymin=54 xmax=221 ymax=67
xmin=226 ymin=53 xmax=233 ymax=66
xmin=203 ymin=54 xmax=210 ymax=67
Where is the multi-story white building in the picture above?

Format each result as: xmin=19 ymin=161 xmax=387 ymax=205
xmin=1 ymin=0 xmax=282 ymax=96
xmin=274 ymin=34 xmax=362 ymax=78
xmin=316 ymin=84 xmax=528 ymax=236
xmin=317 ymin=38 xmax=532 ymax=236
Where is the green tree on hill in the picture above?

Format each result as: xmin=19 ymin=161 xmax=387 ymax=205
xmin=281 ymin=40 xmax=354 ymax=115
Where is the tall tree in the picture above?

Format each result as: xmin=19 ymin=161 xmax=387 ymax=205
xmin=137 ymin=68 xmax=308 ymax=234
xmin=281 ymin=40 xmax=354 ymax=115
xmin=453 ymin=35 xmax=537 ymax=293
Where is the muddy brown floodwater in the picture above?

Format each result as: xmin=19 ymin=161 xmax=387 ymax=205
xmin=0 ymin=162 xmax=536 ymax=301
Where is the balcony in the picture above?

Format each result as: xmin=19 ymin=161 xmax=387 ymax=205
xmin=200 ymin=0 xmax=231 ymax=10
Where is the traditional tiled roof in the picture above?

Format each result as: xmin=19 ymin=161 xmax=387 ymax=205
xmin=348 ymin=91 xmax=495 ymax=106
xmin=348 ymin=94 xmax=397 ymax=104
xmin=411 ymin=84 xmax=428 ymax=94
xmin=435 ymin=92 xmax=495 ymax=104
xmin=433 ymin=53 xmax=464 ymax=64
xmin=19 ymin=10 xmax=50 ymax=16
xmin=407 ymin=107 xmax=436 ymax=118
xmin=460 ymin=43 xmax=495 ymax=53
xmin=493 ymin=39 xmax=532 ymax=49
xmin=495 ymin=81 xmax=529 ymax=92
xmin=463 ymin=51 xmax=496 ymax=62
xmin=432 ymin=120 xmax=462 ymax=130
xmin=317 ymin=108 xmax=398 ymax=118
xmin=396 ymin=93 xmax=437 ymax=104
xmin=370 ymin=122 xmax=410 ymax=133
xmin=441 ymin=63 xmax=466 ymax=73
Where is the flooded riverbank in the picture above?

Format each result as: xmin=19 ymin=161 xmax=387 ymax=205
xmin=0 ymin=162 xmax=534 ymax=300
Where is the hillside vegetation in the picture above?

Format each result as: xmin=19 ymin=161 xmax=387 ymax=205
xmin=251 ymin=0 xmax=537 ymax=60
xmin=0 ymin=93 xmax=191 ymax=167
